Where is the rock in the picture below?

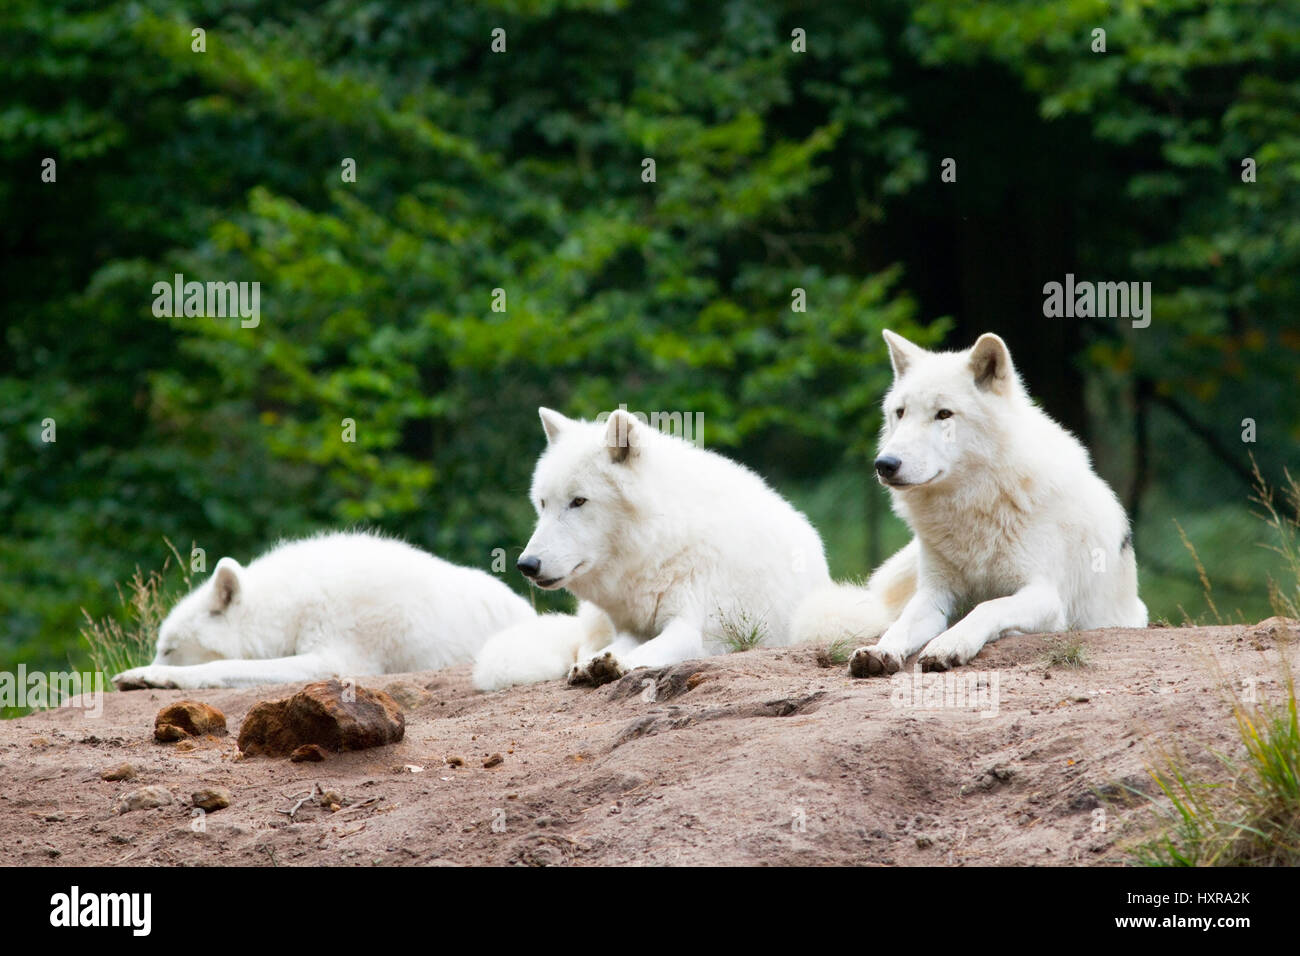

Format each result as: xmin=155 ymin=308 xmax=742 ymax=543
xmin=1248 ymin=616 xmax=1300 ymax=645
xmin=483 ymin=753 xmax=504 ymax=768
xmin=289 ymin=744 xmax=328 ymax=763
xmin=154 ymin=701 xmax=227 ymax=742
xmin=383 ymin=680 xmax=433 ymax=710
xmin=118 ymin=786 xmax=173 ymax=812
xmin=192 ymin=787 xmax=232 ymax=812
xmin=238 ymin=680 xmax=404 ymax=758
xmin=101 ymin=763 xmax=137 ymax=782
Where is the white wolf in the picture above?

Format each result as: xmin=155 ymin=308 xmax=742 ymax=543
xmin=793 ymin=330 xmax=1147 ymax=675
xmin=471 ymin=407 xmax=832 ymax=690
xmin=112 ymin=531 xmax=535 ymax=690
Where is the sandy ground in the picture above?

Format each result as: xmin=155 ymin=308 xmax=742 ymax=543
xmin=2 ymin=620 xmax=1295 ymax=867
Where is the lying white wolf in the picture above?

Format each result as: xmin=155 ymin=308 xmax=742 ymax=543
xmin=793 ymin=330 xmax=1147 ymax=675
xmin=113 ymin=531 xmax=535 ymax=690
xmin=472 ymin=407 xmax=832 ymax=689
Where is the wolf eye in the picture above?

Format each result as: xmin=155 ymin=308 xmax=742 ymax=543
xmin=935 ymin=409 xmax=953 ymax=420
xmin=895 ymin=408 xmax=904 ymax=419
xmin=569 ymin=497 xmax=587 ymax=509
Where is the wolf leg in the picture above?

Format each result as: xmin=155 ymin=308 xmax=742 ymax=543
xmin=849 ymin=587 xmax=951 ymax=678
xmin=918 ymin=582 xmax=1065 ymax=672
xmin=568 ymin=617 xmax=704 ymax=687
xmin=473 ymin=604 xmax=616 ymax=690
xmin=113 ymin=653 xmax=349 ymax=690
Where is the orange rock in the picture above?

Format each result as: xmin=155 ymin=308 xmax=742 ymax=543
xmin=237 ymin=680 xmax=404 ymax=758
xmin=155 ymin=700 xmax=227 ymax=742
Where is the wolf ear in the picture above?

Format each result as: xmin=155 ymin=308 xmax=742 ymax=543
xmin=210 ymin=557 xmax=242 ymax=613
xmin=968 ymin=333 xmax=1014 ymax=394
xmin=538 ymin=407 xmax=571 ymax=445
xmin=882 ymin=329 xmax=926 ymax=378
xmin=603 ymin=409 xmax=640 ymax=465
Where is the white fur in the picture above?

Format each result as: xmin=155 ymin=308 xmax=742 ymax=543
xmin=472 ymin=602 xmax=615 ymax=690
xmin=472 ymin=407 xmax=833 ymax=688
xmin=112 ymin=531 xmax=535 ymax=689
xmin=793 ymin=330 xmax=1147 ymax=674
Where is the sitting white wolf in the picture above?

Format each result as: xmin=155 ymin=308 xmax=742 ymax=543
xmin=471 ymin=407 xmax=832 ymax=689
xmin=113 ymin=531 xmax=535 ymax=690
xmin=793 ymin=330 xmax=1148 ymax=675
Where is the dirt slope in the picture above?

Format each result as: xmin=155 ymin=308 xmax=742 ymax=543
xmin=2 ymin=620 xmax=1295 ymax=866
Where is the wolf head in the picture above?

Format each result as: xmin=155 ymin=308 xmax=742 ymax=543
xmin=150 ymin=557 xmax=248 ymax=665
xmin=516 ymin=407 xmax=648 ymax=592
xmin=874 ymin=330 xmax=1027 ymax=490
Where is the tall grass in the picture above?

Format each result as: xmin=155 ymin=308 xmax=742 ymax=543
xmin=1251 ymin=460 xmax=1300 ymax=619
xmin=1131 ymin=465 xmax=1300 ymax=865
xmin=79 ymin=538 xmax=192 ymax=682
xmin=1131 ymin=673 xmax=1300 ymax=866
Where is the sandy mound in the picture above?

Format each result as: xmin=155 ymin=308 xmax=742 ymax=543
xmin=2 ymin=621 xmax=1294 ymax=866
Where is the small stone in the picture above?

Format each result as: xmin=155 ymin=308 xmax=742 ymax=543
xmin=101 ymin=763 xmax=137 ymax=782
xmin=289 ymin=744 xmax=329 ymax=763
xmin=118 ymin=785 xmax=173 ymax=812
xmin=383 ymin=681 xmax=433 ymax=710
xmin=192 ymin=787 xmax=232 ymax=811
xmin=155 ymin=701 xmax=227 ymax=742
xmin=482 ymin=753 xmax=504 ymax=768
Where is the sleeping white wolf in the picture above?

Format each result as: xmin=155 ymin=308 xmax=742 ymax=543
xmin=113 ymin=531 xmax=534 ymax=690
xmin=793 ymin=330 xmax=1148 ymax=675
xmin=471 ymin=407 xmax=833 ymax=689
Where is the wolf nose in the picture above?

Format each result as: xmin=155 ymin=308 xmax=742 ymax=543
xmin=874 ymin=456 xmax=902 ymax=480
xmin=517 ymin=555 xmax=542 ymax=578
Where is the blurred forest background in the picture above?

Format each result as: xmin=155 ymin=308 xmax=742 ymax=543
xmin=3 ymin=0 xmax=1298 ymax=676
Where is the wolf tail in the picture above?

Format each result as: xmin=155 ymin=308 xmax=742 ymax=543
xmin=472 ymin=601 xmax=615 ymax=691
xmin=791 ymin=540 xmax=918 ymax=647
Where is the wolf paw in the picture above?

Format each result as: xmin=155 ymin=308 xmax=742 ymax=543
xmin=848 ymin=646 xmax=903 ymax=678
xmin=568 ymin=651 xmax=627 ymax=687
xmin=112 ymin=667 xmax=179 ymax=691
xmin=918 ymin=634 xmax=978 ymax=672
